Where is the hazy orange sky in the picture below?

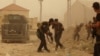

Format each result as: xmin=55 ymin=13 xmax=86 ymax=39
xmin=0 ymin=0 xmax=99 ymax=21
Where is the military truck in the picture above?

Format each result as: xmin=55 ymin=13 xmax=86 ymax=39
xmin=1 ymin=14 xmax=29 ymax=43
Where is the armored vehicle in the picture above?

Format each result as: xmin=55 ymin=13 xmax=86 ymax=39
xmin=1 ymin=14 xmax=29 ymax=43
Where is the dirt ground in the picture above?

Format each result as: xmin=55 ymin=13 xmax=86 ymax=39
xmin=0 ymin=26 xmax=94 ymax=56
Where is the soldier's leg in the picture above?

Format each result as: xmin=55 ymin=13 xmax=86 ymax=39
xmin=37 ymin=32 xmax=44 ymax=52
xmin=97 ymin=44 xmax=100 ymax=56
xmin=57 ymin=32 xmax=64 ymax=49
xmin=55 ymin=40 xmax=58 ymax=51
xmin=43 ymin=36 xmax=50 ymax=52
xmin=55 ymin=33 xmax=59 ymax=51
xmin=94 ymin=44 xmax=99 ymax=56
xmin=55 ymin=37 xmax=60 ymax=51
xmin=92 ymin=30 xmax=96 ymax=39
xmin=74 ymin=33 xmax=78 ymax=41
xmin=37 ymin=40 xmax=44 ymax=52
xmin=77 ymin=33 xmax=80 ymax=41
xmin=73 ymin=34 xmax=76 ymax=41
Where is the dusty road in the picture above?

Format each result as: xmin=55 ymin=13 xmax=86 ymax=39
xmin=0 ymin=27 xmax=93 ymax=56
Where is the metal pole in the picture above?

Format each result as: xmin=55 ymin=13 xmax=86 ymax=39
xmin=13 ymin=0 xmax=16 ymax=4
xmin=83 ymin=4 xmax=87 ymax=24
xmin=67 ymin=0 xmax=71 ymax=27
xmin=38 ymin=0 xmax=43 ymax=22
xmin=40 ymin=1 xmax=42 ymax=22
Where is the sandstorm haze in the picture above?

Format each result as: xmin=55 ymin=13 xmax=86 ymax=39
xmin=0 ymin=0 xmax=100 ymax=21
xmin=0 ymin=0 xmax=99 ymax=56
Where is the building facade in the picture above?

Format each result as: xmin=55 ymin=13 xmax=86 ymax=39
xmin=0 ymin=4 xmax=29 ymax=24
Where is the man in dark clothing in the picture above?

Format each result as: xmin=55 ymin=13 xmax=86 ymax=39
xmin=85 ymin=21 xmax=92 ymax=40
xmin=92 ymin=17 xmax=97 ymax=39
xmin=92 ymin=2 xmax=100 ymax=56
xmin=52 ymin=19 xmax=64 ymax=51
xmin=73 ymin=23 xmax=83 ymax=41
xmin=36 ymin=18 xmax=54 ymax=52
xmin=36 ymin=22 xmax=50 ymax=52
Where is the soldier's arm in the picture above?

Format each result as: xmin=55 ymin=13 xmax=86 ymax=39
xmin=52 ymin=24 xmax=55 ymax=29
xmin=61 ymin=23 xmax=64 ymax=31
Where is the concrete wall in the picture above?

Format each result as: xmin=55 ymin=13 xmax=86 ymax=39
xmin=29 ymin=17 xmax=38 ymax=30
